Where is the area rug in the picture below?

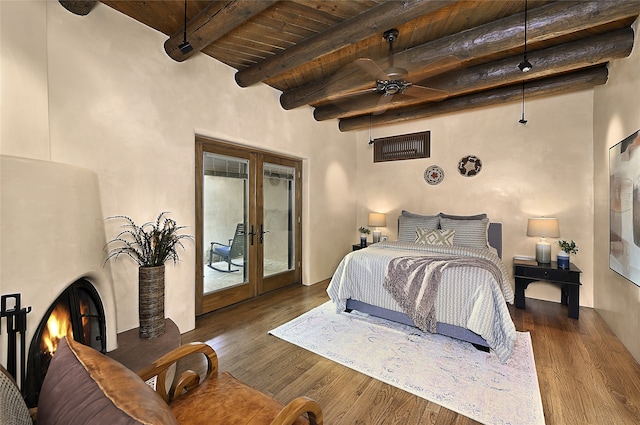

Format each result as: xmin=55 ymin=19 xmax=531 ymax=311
xmin=269 ymin=301 xmax=544 ymax=425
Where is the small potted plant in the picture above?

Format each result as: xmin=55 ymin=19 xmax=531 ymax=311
xmin=358 ymin=226 xmax=370 ymax=247
xmin=557 ymin=239 xmax=578 ymax=269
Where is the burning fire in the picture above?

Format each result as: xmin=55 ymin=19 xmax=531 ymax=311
xmin=41 ymin=303 xmax=73 ymax=355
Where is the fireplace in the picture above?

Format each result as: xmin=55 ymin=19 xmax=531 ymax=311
xmin=24 ymin=279 xmax=106 ymax=406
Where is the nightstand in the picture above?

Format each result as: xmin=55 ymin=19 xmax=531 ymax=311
xmin=352 ymin=244 xmax=366 ymax=251
xmin=513 ymin=259 xmax=582 ymax=319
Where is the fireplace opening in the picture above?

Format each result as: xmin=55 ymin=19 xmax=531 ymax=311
xmin=25 ymin=278 xmax=106 ymax=407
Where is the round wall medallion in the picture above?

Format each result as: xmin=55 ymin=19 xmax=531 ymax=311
xmin=458 ymin=155 xmax=482 ymax=177
xmin=424 ymin=165 xmax=444 ymax=185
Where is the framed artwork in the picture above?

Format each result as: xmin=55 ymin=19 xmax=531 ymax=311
xmin=609 ymin=129 xmax=640 ymax=286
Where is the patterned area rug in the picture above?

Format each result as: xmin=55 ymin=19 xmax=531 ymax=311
xmin=270 ymin=301 xmax=544 ymax=425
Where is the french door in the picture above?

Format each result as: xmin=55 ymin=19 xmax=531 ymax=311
xmin=195 ymin=137 xmax=302 ymax=315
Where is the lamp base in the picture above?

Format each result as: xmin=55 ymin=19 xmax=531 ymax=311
xmin=535 ymin=240 xmax=551 ymax=264
xmin=373 ymin=230 xmax=381 ymax=243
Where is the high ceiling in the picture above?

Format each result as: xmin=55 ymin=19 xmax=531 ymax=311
xmin=61 ymin=1 xmax=640 ymax=131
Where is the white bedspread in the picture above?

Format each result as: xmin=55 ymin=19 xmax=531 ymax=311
xmin=327 ymin=241 xmax=517 ymax=363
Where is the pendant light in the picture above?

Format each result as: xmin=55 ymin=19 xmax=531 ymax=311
xmin=178 ymin=0 xmax=193 ymax=54
xmin=519 ymin=82 xmax=528 ymax=125
xmin=518 ymin=0 xmax=532 ymax=72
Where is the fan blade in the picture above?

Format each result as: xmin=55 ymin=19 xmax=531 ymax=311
xmin=372 ymin=93 xmax=394 ymax=116
xmin=404 ymin=84 xmax=449 ymax=101
xmin=355 ymin=58 xmax=389 ymax=81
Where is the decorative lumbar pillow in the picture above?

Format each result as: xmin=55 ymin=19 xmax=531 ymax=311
xmin=439 ymin=217 xmax=489 ymax=249
xmin=398 ymin=215 xmax=440 ymax=243
xmin=415 ymin=228 xmax=455 ymax=246
xmin=37 ymin=337 xmax=178 ymax=425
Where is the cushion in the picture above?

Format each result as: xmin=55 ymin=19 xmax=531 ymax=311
xmin=439 ymin=212 xmax=488 ymax=220
xmin=170 ymin=371 xmax=309 ymax=425
xmin=401 ymin=210 xmax=438 ymax=219
xmin=439 ymin=217 xmax=489 ymax=249
xmin=398 ymin=214 xmax=440 ymax=243
xmin=37 ymin=337 xmax=177 ymax=425
xmin=415 ymin=228 xmax=455 ymax=246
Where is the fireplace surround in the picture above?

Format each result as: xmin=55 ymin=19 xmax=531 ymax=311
xmin=0 ymin=155 xmax=118 ymax=390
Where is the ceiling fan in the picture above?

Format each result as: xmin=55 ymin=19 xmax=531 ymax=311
xmin=354 ymin=29 xmax=449 ymax=115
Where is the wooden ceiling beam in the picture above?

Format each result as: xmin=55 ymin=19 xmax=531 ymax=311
xmin=234 ymin=0 xmax=458 ymax=88
xmin=280 ymin=0 xmax=640 ymax=110
xmin=314 ymin=27 xmax=634 ymax=121
xmin=337 ymin=66 xmax=609 ymax=132
xmin=164 ymin=0 xmax=277 ymax=62
xmin=58 ymin=1 xmax=97 ymax=15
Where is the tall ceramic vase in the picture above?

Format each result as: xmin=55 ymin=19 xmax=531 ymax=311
xmin=138 ymin=265 xmax=166 ymax=338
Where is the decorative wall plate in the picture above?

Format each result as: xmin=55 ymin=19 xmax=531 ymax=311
xmin=424 ymin=165 xmax=444 ymax=185
xmin=458 ymin=155 xmax=482 ymax=177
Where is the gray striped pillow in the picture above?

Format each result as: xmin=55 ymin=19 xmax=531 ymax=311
xmin=439 ymin=217 xmax=489 ymax=249
xmin=398 ymin=215 xmax=440 ymax=243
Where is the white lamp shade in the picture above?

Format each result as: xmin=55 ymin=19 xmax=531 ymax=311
xmin=526 ymin=217 xmax=560 ymax=238
xmin=368 ymin=212 xmax=386 ymax=228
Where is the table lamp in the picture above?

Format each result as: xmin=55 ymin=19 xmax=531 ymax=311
xmin=527 ymin=217 xmax=560 ymax=264
xmin=368 ymin=212 xmax=386 ymax=243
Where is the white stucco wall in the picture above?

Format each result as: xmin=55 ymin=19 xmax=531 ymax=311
xmin=355 ymin=90 xmax=595 ymax=307
xmin=593 ymin=19 xmax=640 ymax=362
xmin=0 ymin=1 xmax=355 ymax=336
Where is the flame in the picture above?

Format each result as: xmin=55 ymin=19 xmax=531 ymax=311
xmin=41 ymin=303 xmax=73 ymax=355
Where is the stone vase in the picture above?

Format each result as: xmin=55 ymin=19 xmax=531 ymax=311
xmin=138 ymin=265 xmax=165 ymax=338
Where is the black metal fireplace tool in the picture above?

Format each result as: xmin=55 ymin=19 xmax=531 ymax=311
xmin=1 ymin=293 xmax=31 ymax=394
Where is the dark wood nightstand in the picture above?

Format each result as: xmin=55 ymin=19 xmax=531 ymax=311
xmin=352 ymin=244 xmax=366 ymax=251
xmin=513 ymin=259 xmax=582 ymax=319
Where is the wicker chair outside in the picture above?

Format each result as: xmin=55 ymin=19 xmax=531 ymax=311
xmin=0 ymin=364 xmax=32 ymax=425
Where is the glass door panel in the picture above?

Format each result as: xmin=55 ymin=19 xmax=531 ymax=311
xmin=262 ymin=162 xmax=295 ymax=278
xmin=202 ymin=153 xmax=249 ymax=293
xmin=259 ymin=156 xmax=301 ymax=294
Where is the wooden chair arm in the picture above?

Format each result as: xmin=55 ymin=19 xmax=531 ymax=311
xmin=269 ymin=396 xmax=324 ymax=425
xmin=136 ymin=342 xmax=218 ymax=402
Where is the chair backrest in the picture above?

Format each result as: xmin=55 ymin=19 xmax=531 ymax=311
xmin=0 ymin=364 xmax=32 ymax=425
xmin=229 ymin=223 xmax=245 ymax=258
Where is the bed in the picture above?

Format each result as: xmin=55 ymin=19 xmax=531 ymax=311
xmin=327 ymin=212 xmax=517 ymax=363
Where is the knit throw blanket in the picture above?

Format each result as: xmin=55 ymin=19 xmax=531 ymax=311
xmin=383 ymin=256 xmax=503 ymax=333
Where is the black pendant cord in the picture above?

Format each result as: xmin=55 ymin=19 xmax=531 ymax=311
xmin=523 ymin=0 xmax=528 ymax=59
xmin=519 ymin=82 xmax=528 ymax=125
xmin=178 ymin=0 xmax=193 ymax=54
xmin=183 ymin=0 xmax=188 ymax=44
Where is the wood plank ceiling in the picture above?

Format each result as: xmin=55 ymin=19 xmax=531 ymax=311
xmin=62 ymin=0 xmax=640 ymax=132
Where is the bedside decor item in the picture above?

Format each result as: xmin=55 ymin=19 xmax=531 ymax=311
xmin=609 ymin=129 xmax=640 ymax=287
xmin=424 ymin=165 xmax=444 ymax=185
xmin=368 ymin=212 xmax=386 ymax=243
xmin=557 ymin=240 xmax=578 ymax=269
xmin=526 ymin=217 xmax=560 ymax=264
xmin=458 ymin=155 xmax=482 ymax=177
xmin=105 ymin=212 xmax=193 ymax=339
xmin=358 ymin=226 xmax=370 ymax=247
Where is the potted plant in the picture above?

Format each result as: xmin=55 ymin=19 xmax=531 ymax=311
xmin=557 ymin=239 xmax=578 ymax=269
xmin=105 ymin=212 xmax=192 ymax=339
xmin=359 ymin=226 xmax=370 ymax=247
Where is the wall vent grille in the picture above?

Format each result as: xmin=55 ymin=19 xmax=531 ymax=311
xmin=373 ymin=131 xmax=430 ymax=162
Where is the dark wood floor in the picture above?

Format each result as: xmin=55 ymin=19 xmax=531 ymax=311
xmin=181 ymin=281 xmax=640 ymax=424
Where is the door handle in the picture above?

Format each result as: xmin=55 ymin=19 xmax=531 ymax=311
xmin=259 ymin=224 xmax=270 ymax=244
xmin=247 ymin=225 xmax=256 ymax=246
